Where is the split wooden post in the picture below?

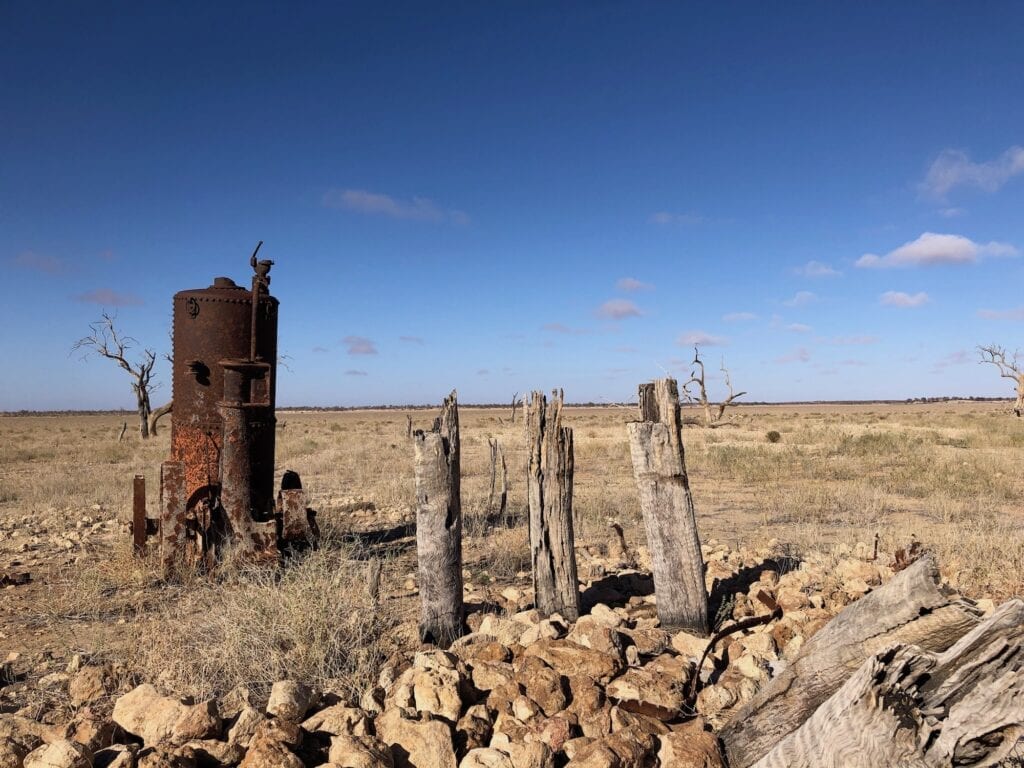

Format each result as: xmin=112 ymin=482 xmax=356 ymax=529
xmin=526 ymin=389 xmax=580 ymax=621
xmin=721 ymin=555 xmax=985 ymax=768
xmin=412 ymin=390 xmax=464 ymax=646
xmin=627 ymin=378 xmax=709 ymax=635
xmin=487 ymin=438 xmax=508 ymax=524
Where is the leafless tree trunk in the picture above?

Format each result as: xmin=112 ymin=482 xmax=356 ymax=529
xmin=978 ymin=344 xmax=1024 ymax=416
xmin=510 ymin=392 xmax=522 ymax=424
xmin=751 ymin=599 xmax=1024 ymax=768
xmin=73 ymin=312 xmax=162 ymax=439
xmin=682 ymin=347 xmax=746 ymax=426
xmin=526 ymin=389 xmax=580 ymax=621
xmin=412 ymin=391 xmax=464 ymax=646
xmin=628 ymin=378 xmax=709 ymax=635
xmin=721 ymin=555 xmax=985 ymax=768
xmin=148 ymin=400 xmax=173 ymax=436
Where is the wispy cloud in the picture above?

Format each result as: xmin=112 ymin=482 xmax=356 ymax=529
xmin=12 ymin=250 xmax=66 ymax=275
xmin=978 ymin=306 xmax=1024 ymax=321
xmin=649 ymin=211 xmax=704 ymax=226
xmin=932 ymin=350 xmax=971 ymax=372
xmin=477 ymin=368 xmax=490 ymax=376
xmin=939 ymin=207 xmax=965 ymax=218
xmin=840 ymin=359 xmax=868 ymax=367
xmin=74 ymin=288 xmax=143 ymax=307
xmin=323 ymin=188 xmax=468 ymax=224
xmin=794 ymin=260 xmax=841 ymax=278
xmin=616 ymin=277 xmax=653 ymax=292
xmin=856 ymin=232 xmax=1016 ymax=268
xmin=782 ymin=290 xmax=818 ymax=307
xmin=786 ymin=323 xmax=813 ymax=333
xmin=596 ymin=299 xmax=642 ymax=320
xmin=677 ymin=330 xmax=728 ymax=347
xmin=342 ymin=335 xmax=378 ymax=355
xmin=722 ymin=311 xmax=758 ymax=323
xmin=880 ymin=291 xmax=929 ymax=308
xmin=399 ymin=335 xmax=425 ymax=344
xmin=919 ymin=146 xmax=1024 ymax=200
xmin=776 ymin=347 xmax=811 ymax=364
xmin=345 ymin=369 xmax=368 ymax=376
xmin=828 ymin=335 xmax=879 ymax=346
xmin=312 ymin=346 xmax=329 ymax=354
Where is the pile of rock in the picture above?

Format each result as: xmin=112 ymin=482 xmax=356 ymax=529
xmin=0 ymin=542 xmax=922 ymax=768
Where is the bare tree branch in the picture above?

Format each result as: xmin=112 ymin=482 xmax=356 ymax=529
xmin=73 ymin=312 xmax=162 ymax=438
xmin=681 ymin=346 xmax=746 ymax=426
xmin=978 ymin=344 xmax=1024 ymax=417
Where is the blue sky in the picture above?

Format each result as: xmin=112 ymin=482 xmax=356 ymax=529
xmin=3 ymin=3 xmax=1024 ymax=409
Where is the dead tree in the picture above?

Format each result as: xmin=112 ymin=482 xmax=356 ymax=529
xmin=749 ymin=598 xmax=1024 ymax=768
xmin=627 ymin=378 xmax=709 ymax=635
xmin=487 ymin=438 xmax=508 ymax=524
xmin=510 ymin=392 xmax=522 ymax=424
xmin=412 ymin=391 xmax=464 ymax=646
xmin=148 ymin=400 xmax=173 ymax=436
xmin=73 ymin=312 xmax=169 ymax=439
xmin=526 ymin=389 xmax=580 ymax=621
xmin=978 ymin=344 xmax=1024 ymax=416
xmin=721 ymin=555 xmax=985 ymax=767
xmin=682 ymin=347 xmax=746 ymax=426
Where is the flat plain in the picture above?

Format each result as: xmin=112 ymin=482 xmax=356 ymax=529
xmin=0 ymin=400 xmax=1022 ymax=708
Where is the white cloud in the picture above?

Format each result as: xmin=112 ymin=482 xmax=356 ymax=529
xmin=74 ymin=288 xmax=144 ymax=307
xmin=323 ymin=188 xmax=468 ymax=223
xmin=345 ymin=369 xmax=368 ymax=376
xmin=677 ymin=330 xmax=728 ymax=347
xmin=880 ymin=291 xmax=929 ymax=308
xmin=786 ymin=323 xmax=812 ymax=333
xmin=342 ymin=335 xmax=378 ymax=355
xmin=856 ymin=232 xmax=1017 ymax=268
xmin=596 ymin=299 xmax=642 ymax=320
xmin=977 ymin=306 xmax=1024 ymax=321
xmin=616 ymin=277 xmax=653 ymax=292
xmin=794 ymin=260 xmax=841 ymax=278
xmin=939 ymin=207 xmax=965 ymax=218
xmin=649 ymin=211 xmax=704 ymax=226
xmin=919 ymin=146 xmax=1024 ymax=200
xmin=782 ymin=290 xmax=818 ymax=307
xmin=723 ymin=312 xmax=758 ymax=322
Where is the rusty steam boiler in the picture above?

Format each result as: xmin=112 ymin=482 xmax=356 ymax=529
xmin=132 ymin=246 xmax=315 ymax=572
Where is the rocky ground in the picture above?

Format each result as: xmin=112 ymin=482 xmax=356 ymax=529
xmin=3 ymin=534 xmax=991 ymax=768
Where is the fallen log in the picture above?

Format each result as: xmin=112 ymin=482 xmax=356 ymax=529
xmin=751 ymin=599 xmax=1024 ymax=767
xmin=720 ymin=555 xmax=984 ymax=767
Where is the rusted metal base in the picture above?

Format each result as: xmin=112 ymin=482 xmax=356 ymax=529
xmin=159 ymin=461 xmax=188 ymax=577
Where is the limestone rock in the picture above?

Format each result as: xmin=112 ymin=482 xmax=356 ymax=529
xmin=375 ymin=707 xmax=457 ymax=768
xmin=228 ymin=707 xmax=266 ymax=748
xmin=605 ymin=668 xmax=683 ymax=721
xmin=67 ymin=665 xmax=111 ymax=707
xmin=112 ymin=685 xmax=220 ymax=747
xmin=266 ymin=681 xmax=316 ymax=722
xmin=302 ymin=705 xmax=371 ymax=738
xmin=522 ymin=640 xmax=623 ymax=684
xmin=657 ymin=719 xmax=726 ymax=767
xmin=328 ymin=734 xmax=394 ymax=768
xmin=22 ymin=740 xmax=91 ymax=768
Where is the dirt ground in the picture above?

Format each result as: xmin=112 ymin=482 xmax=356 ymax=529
xmin=0 ymin=401 xmax=1022 ymax=706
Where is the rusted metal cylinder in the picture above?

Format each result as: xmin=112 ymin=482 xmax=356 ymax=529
xmin=218 ymin=360 xmax=274 ymax=541
xmin=170 ymin=276 xmax=278 ymax=512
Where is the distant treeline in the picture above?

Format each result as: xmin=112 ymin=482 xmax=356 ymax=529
xmin=3 ymin=395 xmax=1011 ymax=417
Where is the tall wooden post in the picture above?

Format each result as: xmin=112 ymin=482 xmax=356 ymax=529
xmin=412 ymin=391 xmax=464 ymax=646
xmin=627 ymin=379 xmax=709 ymax=635
xmin=526 ymin=390 xmax=580 ymax=621
xmin=132 ymin=474 xmax=147 ymax=557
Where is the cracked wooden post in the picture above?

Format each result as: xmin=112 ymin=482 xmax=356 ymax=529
xmin=627 ymin=378 xmax=709 ymax=635
xmin=487 ymin=438 xmax=508 ymax=524
xmin=526 ymin=389 xmax=580 ymax=621
xmin=412 ymin=390 xmax=464 ymax=646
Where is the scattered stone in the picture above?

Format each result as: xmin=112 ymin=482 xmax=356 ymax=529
xmin=267 ymin=680 xmax=316 ymax=722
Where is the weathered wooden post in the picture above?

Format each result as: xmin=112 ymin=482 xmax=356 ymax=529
xmin=526 ymin=389 xmax=580 ymax=621
xmin=627 ymin=378 xmax=709 ymax=635
xmin=487 ymin=438 xmax=508 ymax=524
xmin=412 ymin=390 xmax=464 ymax=646
xmin=132 ymin=474 xmax=147 ymax=557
